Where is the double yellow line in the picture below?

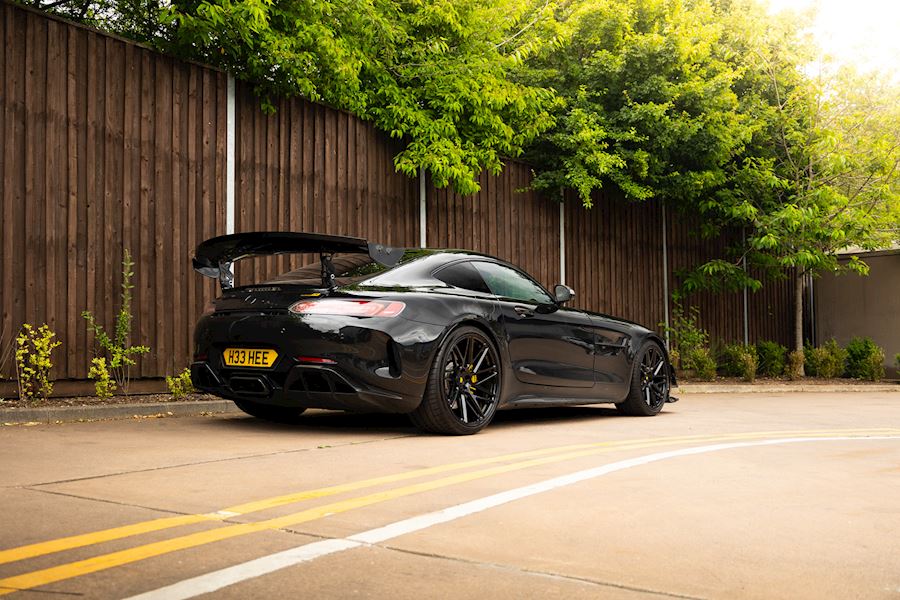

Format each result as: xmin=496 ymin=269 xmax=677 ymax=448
xmin=2 ymin=428 xmax=897 ymax=596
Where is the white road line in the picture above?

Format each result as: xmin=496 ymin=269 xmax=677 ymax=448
xmin=124 ymin=435 xmax=899 ymax=600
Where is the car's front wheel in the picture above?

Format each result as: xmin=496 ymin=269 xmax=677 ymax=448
xmin=616 ymin=340 xmax=670 ymax=416
xmin=233 ymin=399 xmax=307 ymax=423
xmin=409 ymin=326 xmax=502 ymax=435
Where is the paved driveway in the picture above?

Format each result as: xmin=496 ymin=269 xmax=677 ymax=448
xmin=1 ymin=391 xmax=899 ymax=599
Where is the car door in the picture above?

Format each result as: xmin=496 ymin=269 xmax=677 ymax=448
xmin=471 ymin=261 xmax=595 ymax=388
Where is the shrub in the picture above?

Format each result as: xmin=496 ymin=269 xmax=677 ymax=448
xmin=684 ymin=347 xmax=717 ymax=381
xmin=895 ymin=353 xmax=900 ymax=375
xmin=663 ymin=305 xmax=709 ymax=360
xmin=805 ymin=339 xmax=847 ymax=379
xmin=88 ymin=357 xmax=117 ymax=399
xmin=82 ymin=249 xmax=150 ymax=393
xmin=718 ymin=343 xmax=758 ymax=382
xmin=15 ymin=324 xmax=61 ymax=402
xmin=845 ymin=337 xmax=885 ymax=381
xmin=756 ymin=341 xmax=787 ymax=377
xmin=661 ymin=304 xmax=715 ymax=380
xmin=786 ymin=350 xmax=804 ymax=380
xmin=166 ymin=368 xmax=195 ymax=400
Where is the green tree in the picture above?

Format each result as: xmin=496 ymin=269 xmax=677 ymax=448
xmin=520 ymin=0 xmax=752 ymax=206
xmin=693 ymin=64 xmax=900 ymax=366
xmin=164 ymin=0 xmax=554 ymax=194
xmin=31 ymin=0 xmax=559 ymax=194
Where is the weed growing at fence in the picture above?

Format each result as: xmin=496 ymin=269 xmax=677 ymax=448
xmin=88 ymin=357 xmax=117 ymax=399
xmin=82 ymin=249 xmax=150 ymax=393
xmin=845 ymin=337 xmax=884 ymax=381
xmin=661 ymin=304 xmax=716 ymax=380
xmin=166 ymin=368 xmax=195 ymax=400
xmin=15 ymin=324 xmax=61 ymax=402
xmin=756 ymin=341 xmax=787 ymax=377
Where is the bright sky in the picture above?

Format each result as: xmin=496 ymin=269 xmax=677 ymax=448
xmin=765 ymin=0 xmax=900 ymax=77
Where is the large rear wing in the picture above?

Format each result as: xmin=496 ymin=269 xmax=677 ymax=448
xmin=193 ymin=231 xmax=403 ymax=290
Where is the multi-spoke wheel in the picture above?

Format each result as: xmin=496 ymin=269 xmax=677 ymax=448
xmin=616 ymin=340 xmax=670 ymax=416
xmin=409 ymin=326 xmax=501 ymax=435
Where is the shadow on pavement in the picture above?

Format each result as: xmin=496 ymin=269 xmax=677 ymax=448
xmin=196 ymin=404 xmax=627 ymax=436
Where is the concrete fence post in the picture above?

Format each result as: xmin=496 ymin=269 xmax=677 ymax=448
xmin=559 ymin=196 xmax=566 ymax=285
xmin=662 ymin=202 xmax=670 ymax=348
xmin=226 ymin=74 xmax=236 ymax=235
xmin=419 ymin=169 xmax=427 ymax=248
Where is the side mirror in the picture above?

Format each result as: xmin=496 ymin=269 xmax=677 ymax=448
xmin=553 ymin=284 xmax=575 ymax=305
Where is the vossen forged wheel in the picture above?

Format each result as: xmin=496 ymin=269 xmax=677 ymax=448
xmin=617 ymin=341 xmax=669 ymax=416
xmin=410 ymin=326 xmax=501 ymax=435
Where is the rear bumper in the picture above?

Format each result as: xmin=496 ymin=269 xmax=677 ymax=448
xmin=191 ymin=361 xmax=417 ymax=413
xmin=190 ymin=311 xmax=446 ymax=413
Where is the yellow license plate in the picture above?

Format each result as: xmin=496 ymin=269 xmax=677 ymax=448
xmin=223 ymin=348 xmax=278 ymax=368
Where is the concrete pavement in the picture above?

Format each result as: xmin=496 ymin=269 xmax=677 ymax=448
xmin=1 ymin=391 xmax=899 ymax=599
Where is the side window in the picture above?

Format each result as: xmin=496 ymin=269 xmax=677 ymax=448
xmin=434 ymin=262 xmax=491 ymax=294
xmin=472 ymin=262 xmax=553 ymax=304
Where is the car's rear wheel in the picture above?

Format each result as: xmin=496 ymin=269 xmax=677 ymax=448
xmin=409 ymin=326 xmax=501 ymax=435
xmin=616 ymin=340 xmax=669 ymax=416
xmin=233 ymin=399 xmax=307 ymax=423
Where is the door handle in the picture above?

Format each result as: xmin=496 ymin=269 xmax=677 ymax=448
xmin=513 ymin=305 xmax=534 ymax=318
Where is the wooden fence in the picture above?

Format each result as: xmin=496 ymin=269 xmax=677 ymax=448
xmin=0 ymin=1 xmax=792 ymax=390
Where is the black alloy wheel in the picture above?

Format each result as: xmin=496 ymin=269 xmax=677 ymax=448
xmin=409 ymin=326 xmax=501 ymax=435
xmin=616 ymin=340 xmax=669 ymax=416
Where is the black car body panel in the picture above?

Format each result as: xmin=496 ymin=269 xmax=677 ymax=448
xmin=190 ymin=231 xmax=673 ymax=416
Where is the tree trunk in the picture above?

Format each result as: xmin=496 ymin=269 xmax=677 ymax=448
xmin=793 ymin=271 xmax=805 ymax=377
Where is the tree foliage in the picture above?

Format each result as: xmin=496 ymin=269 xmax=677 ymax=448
xmin=34 ymin=0 xmax=560 ymax=194
xmin=521 ymin=0 xmax=757 ymax=207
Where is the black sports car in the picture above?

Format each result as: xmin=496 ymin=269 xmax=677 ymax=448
xmin=191 ymin=232 xmax=676 ymax=434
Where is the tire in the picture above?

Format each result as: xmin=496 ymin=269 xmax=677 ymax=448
xmin=616 ymin=340 xmax=670 ymax=416
xmin=233 ymin=399 xmax=307 ymax=423
xmin=409 ymin=326 xmax=502 ymax=435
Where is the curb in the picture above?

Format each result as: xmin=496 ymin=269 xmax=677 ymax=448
xmin=1 ymin=400 xmax=242 ymax=425
xmin=679 ymin=383 xmax=900 ymax=394
xmin=3 ymin=384 xmax=898 ymax=423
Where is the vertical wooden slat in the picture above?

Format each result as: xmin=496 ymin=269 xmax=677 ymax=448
xmin=0 ymin=4 xmax=23 ymax=377
xmin=24 ymin=12 xmax=46 ymax=328
xmin=137 ymin=48 xmax=154 ymax=376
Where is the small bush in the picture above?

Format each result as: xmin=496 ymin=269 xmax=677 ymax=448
xmin=663 ymin=305 xmax=709 ymax=359
xmin=845 ymin=337 xmax=885 ymax=381
xmin=718 ymin=344 xmax=758 ymax=382
xmin=88 ymin=357 xmax=117 ymax=399
xmin=15 ymin=324 xmax=61 ymax=402
xmin=786 ymin=350 xmax=804 ymax=380
xmin=805 ymin=339 xmax=847 ymax=379
xmin=895 ymin=353 xmax=900 ymax=375
xmin=684 ymin=347 xmax=717 ymax=381
xmin=662 ymin=304 xmax=715 ymax=380
xmin=166 ymin=368 xmax=195 ymax=400
xmin=756 ymin=341 xmax=787 ymax=377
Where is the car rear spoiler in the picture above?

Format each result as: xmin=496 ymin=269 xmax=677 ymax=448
xmin=192 ymin=231 xmax=403 ymax=290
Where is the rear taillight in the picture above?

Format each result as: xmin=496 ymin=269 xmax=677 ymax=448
xmin=296 ymin=356 xmax=337 ymax=365
xmin=289 ymin=299 xmax=406 ymax=318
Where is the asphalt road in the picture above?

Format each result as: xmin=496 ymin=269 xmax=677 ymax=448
xmin=1 ymin=391 xmax=899 ymax=599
